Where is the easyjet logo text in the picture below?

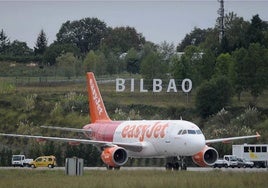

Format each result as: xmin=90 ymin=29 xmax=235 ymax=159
xmin=121 ymin=122 xmax=168 ymax=142
xmin=90 ymin=79 xmax=103 ymax=115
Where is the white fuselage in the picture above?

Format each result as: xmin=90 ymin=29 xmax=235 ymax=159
xmin=112 ymin=120 xmax=206 ymax=157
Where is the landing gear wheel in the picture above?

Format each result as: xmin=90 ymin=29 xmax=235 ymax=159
xmin=107 ymin=165 xmax=113 ymax=170
xmin=114 ymin=166 xmax=120 ymax=170
xmin=106 ymin=165 xmax=120 ymax=170
xmin=173 ymin=162 xmax=180 ymax=171
xmin=165 ymin=163 xmax=173 ymax=170
xmin=181 ymin=163 xmax=187 ymax=170
xmin=165 ymin=156 xmax=187 ymax=171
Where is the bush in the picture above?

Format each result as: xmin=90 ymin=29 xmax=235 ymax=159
xmin=195 ymin=76 xmax=232 ymax=118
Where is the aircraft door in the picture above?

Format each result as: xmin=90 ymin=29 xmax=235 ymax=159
xmin=165 ymin=125 xmax=174 ymax=144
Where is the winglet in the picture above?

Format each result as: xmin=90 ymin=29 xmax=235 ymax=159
xmin=86 ymin=72 xmax=111 ymax=123
xmin=256 ymin=132 xmax=261 ymax=140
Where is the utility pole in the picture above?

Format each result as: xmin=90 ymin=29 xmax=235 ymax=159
xmin=218 ymin=0 xmax=225 ymax=43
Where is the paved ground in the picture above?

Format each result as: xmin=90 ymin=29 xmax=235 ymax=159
xmin=1 ymin=166 xmax=267 ymax=172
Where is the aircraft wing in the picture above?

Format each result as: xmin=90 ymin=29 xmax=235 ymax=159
xmin=41 ymin=126 xmax=89 ymax=133
xmin=205 ymin=132 xmax=260 ymax=144
xmin=0 ymin=133 xmax=143 ymax=152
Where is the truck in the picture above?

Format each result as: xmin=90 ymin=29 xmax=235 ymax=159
xmin=11 ymin=155 xmax=33 ymax=167
xmin=223 ymin=155 xmax=238 ymax=168
xmin=232 ymin=144 xmax=268 ymax=168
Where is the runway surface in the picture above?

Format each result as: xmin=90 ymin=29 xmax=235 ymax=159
xmin=1 ymin=166 xmax=267 ymax=172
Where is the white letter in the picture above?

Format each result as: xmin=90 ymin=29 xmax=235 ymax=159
xmin=140 ymin=79 xmax=148 ymax=92
xmin=130 ymin=78 xmax=134 ymax=92
xmin=153 ymin=79 xmax=162 ymax=92
xmin=167 ymin=79 xmax=177 ymax=92
xmin=116 ymin=78 xmax=125 ymax=92
xmin=182 ymin=79 xmax=192 ymax=93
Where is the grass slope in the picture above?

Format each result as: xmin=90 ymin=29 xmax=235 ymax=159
xmin=0 ymin=169 xmax=267 ymax=188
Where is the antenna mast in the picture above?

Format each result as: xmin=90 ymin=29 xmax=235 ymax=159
xmin=218 ymin=0 xmax=225 ymax=43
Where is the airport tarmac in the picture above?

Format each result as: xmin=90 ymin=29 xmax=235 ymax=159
xmin=1 ymin=166 xmax=267 ymax=172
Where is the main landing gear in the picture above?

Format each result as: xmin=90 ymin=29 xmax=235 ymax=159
xmin=165 ymin=156 xmax=187 ymax=171
xmin=106 ymin=165 xmax=121 ymax=170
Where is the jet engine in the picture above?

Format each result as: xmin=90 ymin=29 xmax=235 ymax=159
xmin=192 ymin=145 xmax=218 ymax=167
xmin=101 ymin=146 xmax=128 ymax=167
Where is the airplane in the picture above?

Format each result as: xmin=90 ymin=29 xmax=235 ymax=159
xmin=0 ymin=72 xmax=260 ymax=170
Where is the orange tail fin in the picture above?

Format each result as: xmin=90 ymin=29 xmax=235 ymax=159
xmin=86 ymin=72 xmax=111 ymax=123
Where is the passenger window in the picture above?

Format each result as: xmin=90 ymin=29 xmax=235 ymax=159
xmin=262 ymin=146 xmax=267 ymax=153
xmin=244 ymin=146 xmax=249 ymax=152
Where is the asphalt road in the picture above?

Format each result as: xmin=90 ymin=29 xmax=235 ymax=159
xmin=1 ymin=166 xmax=267 ymax=172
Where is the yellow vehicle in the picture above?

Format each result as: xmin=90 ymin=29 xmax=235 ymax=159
xmin=30 ymin=156 xmax=57 ymax=168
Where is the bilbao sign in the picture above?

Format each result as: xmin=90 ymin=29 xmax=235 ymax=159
xmin=116 ymin=78 xmax=192 ymax=93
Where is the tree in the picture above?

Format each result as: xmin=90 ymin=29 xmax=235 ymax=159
xmin=246 ymin=14 xmax=268 ymax=47
xmin=105 ymin=52 xmax=124 ymax=74
xmin=140 ymin=51 xmax=168 ymax=79
xmin=43 ymin=43 xmax=80 ymax=66
xmin=7 ymin=40 xmax=32 ymax=56
xmin=56 ymin=17 xmax=108 ymax=54
xmin=56 ymin=52 xmax=80 ymax=79
xmin=196 ymin=49 xmax=216 ymax=82
xmin=173 ymin=45 xmax=206 ymax=85
xmin=157 ymin=41 xmax=175 ymax=64
xmin=101 ymin=26 xmax=145 ymax=53
xmin=84 ymin=50 xmax=96 ymax=72
xmin=177 ymin=27 xmax=209 ymax=52
xmin=222 ymin=12 xmax=250 ymax=51
xmin=34 ymin=29 xmax=48 ymax=55
xmin=246 ymin=43 xmax=268 ymax=98
xmin=125 ymin=48 xmax=140 ymax=74
xmin=200 ymin=28 xmax=221 ymax=55
xmin=232 ymin=47 xmax=248 ymax=100
xmin=232 ymin=43 xmax=268 ymax=99
xmin=83 ymin=50 xmax=107 ymax=75
xmin=0 ymin=29 xmax=10 ymax=54
xmin=214 ymin=53 xmax=235 ymax=78
xmin=195 ymin=76 xmax=232 ymax=118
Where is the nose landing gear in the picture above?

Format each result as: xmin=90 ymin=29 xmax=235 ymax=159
xmin=165 ymin=156 xmax=187 ymax=171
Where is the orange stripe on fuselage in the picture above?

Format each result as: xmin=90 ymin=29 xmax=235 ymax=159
xmin=83 ymin=121 xmax=122 ymax=142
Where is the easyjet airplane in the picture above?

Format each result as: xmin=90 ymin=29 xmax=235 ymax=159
xmin=0 ymin=72 xmax=260 ymax=170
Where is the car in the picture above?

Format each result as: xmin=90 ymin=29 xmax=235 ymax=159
xmin=29 ymin=155 xmax=57 ymax=168
xmin=213 ymin=159 xmax=228 ymax=168
xmin=237 ymin=158 xmax=254 ymax=168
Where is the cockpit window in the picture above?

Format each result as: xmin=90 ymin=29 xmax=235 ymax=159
xmin=178 ymin=129 xmax=203 ymax=135
xmin=188 ymin=130 xmax=196 ymax=134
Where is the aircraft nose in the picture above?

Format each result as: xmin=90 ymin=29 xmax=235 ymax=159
xmin=189 ymin=135 xmax=206 ymax=154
